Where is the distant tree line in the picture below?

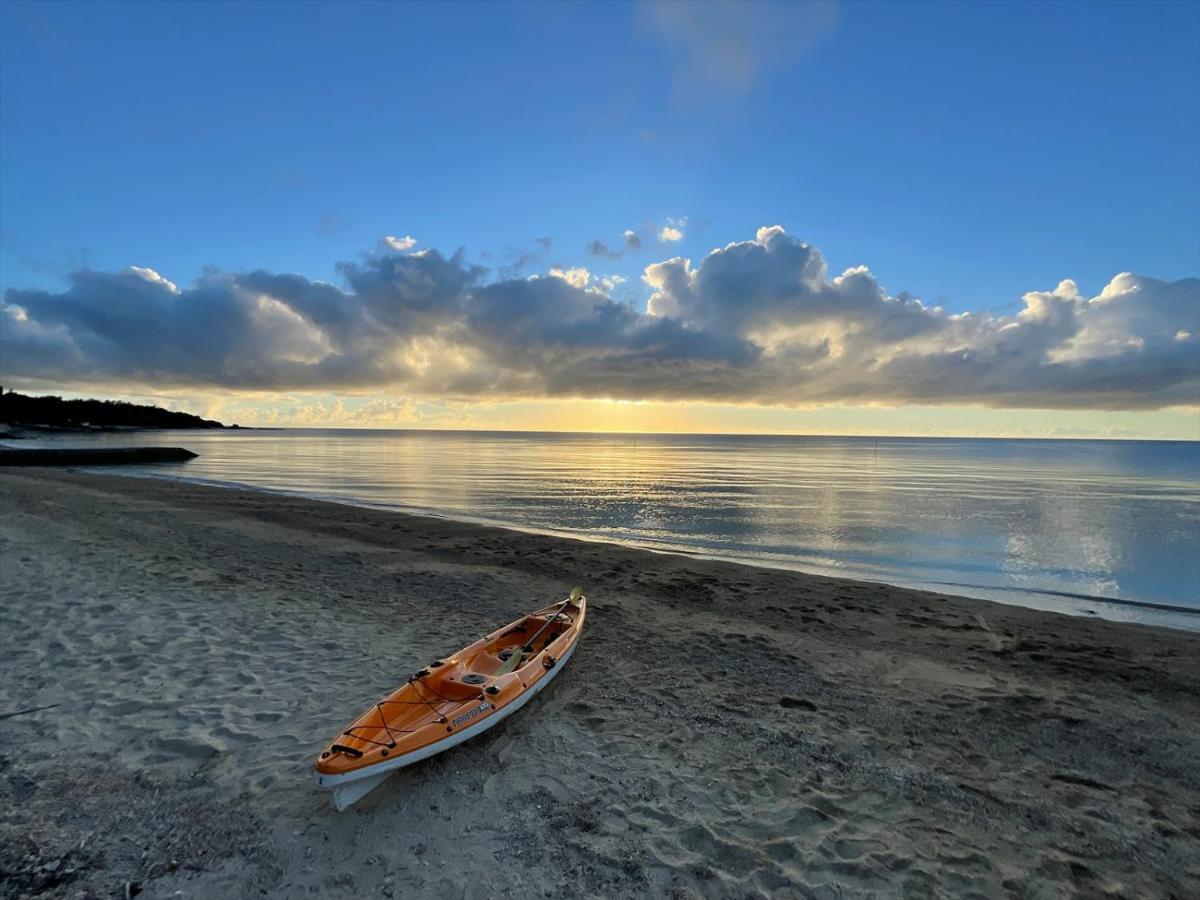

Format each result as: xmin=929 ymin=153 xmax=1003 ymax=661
xmin=0 ymin=389 xmax=227 ymax=429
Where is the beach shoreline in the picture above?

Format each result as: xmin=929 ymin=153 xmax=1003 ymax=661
xmin=6 ymin=428 xmax=1196 ymax=627
xmin=2 ymin=468 xmax=1198 ymax=898
xmin=87 ymin=468 xmax=1200 ymax=631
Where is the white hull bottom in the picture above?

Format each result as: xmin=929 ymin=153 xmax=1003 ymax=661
xmin=333 ymin=772 xmax=391 ymax=811
xmin=317 ymin=638 xmax=578 ymax=810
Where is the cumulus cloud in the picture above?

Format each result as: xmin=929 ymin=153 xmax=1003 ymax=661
xmin=547 ymin=266 xmax=592 ymax=290
xmin=125 ymin=266 xmax=178 ymax=293
xmin=657 ymin=217 xmax=687 ymax=243
xmin=545 ymin=268 xmax=626 ymax=298
xmin=381 ymin=235 xmax=418 ymax=252
xmin=2 ymin=227 xmax=1197 ymax=410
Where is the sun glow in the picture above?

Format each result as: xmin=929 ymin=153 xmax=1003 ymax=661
xmin=15 ymin=383 xmax=1192 ymax=439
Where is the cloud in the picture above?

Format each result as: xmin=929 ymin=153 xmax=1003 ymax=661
xmin=546 ymin=268 xmax=626 ymax=297
xmin=657 ymin=217 xmax=687 ymax=243
xmin=637 ymin=0 xmax=837 ymax=97
xmin=547 ymin=266 xmax=592 ymax=290
xmin=498 ymin=237 xmax=553 ymax=278
xmin=125 ymin=266 xmax=178 ymax=293
xmin=588 ymin=228 xmax=643 ymax=260
xmin=2 ymin=227 xmax=1197 ymax=411
xmin=239 ymin=396 xmax=468 ymax=429
xmin=381 ymin=235 xmax=417 ymax=252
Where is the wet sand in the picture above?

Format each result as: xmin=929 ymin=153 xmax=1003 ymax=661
xmin=1 ymin=469 xmax=1198 ymax=899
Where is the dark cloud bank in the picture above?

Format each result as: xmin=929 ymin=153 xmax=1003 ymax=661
xmin=2 ymin=227 xmax=1197 ymax=410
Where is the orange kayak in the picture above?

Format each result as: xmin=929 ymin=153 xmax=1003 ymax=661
xmin=314 ymin=589 xmax=586 ymax=809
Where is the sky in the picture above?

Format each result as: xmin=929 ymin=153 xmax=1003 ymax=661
xmin=1 ymin=0 xmax=1198 ymax=438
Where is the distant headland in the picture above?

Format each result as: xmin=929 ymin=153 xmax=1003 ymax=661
xmin=0 ymin=388 xmax=232 ymax=435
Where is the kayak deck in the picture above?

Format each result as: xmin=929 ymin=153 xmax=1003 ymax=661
xmin=314 ymin=592 xmax=585 ymax=807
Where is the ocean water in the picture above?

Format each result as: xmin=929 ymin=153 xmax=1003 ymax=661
xmin=10 ymin=429 xmax=1200 ymax=629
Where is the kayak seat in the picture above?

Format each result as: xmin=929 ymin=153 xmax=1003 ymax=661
xmin=492 ymin=647 xmax=527 ymax=676
xmin=420 ymin=666 xmax=487 ymax=701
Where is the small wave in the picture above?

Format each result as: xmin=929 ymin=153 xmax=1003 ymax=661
xmin=925 ymin=580 xmax=1199 ymax=616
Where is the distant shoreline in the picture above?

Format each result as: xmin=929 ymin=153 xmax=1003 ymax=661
xmin=0 ymin=423 xmax=227 ymax=439
xmin=0 ymin=389 xmax=231 ymax=434
xmin=0 ymin=423 xmax=271 ymax=439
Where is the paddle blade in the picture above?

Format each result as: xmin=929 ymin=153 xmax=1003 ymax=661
xmin=569 ymin=586 xmax=583 ymax=603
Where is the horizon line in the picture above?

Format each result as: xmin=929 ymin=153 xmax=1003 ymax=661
xmin=239 ymin=424 xmax=1200 ymax=443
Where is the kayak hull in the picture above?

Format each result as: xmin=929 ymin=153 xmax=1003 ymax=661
xmin=319 ymin=637 xmax=579 ymax=810
xmin=314 ymin=594 xmax=585 ymax=809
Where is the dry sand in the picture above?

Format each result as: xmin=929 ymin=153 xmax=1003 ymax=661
xmin=1 ymin=468 xmax=1198 ymax=899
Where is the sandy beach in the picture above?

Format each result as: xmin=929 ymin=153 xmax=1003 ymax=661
xmin=1 ymin=468 xmax=1197 ymax=899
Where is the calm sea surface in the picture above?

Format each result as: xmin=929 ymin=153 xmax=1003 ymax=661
xmin=12 ymin=429 xmax=1200 ymax=629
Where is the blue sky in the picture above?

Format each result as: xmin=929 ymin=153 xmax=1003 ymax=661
xmin=1 ymin=1 xmax=1198 ymax=436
